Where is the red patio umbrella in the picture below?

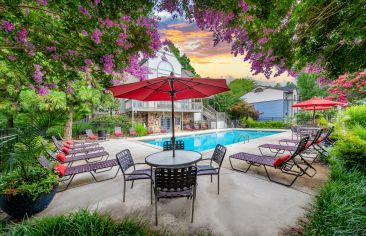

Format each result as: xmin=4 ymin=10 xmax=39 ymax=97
xmin=292 ymin=97 xmax=345 ymax=122
xmin=109 ymin=73 xmax=230 ymax=157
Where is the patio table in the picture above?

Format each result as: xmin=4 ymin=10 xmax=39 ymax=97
xmin=145 ymin=150 xmax=202 ymax=167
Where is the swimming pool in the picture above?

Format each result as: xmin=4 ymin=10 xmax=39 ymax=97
xmin=142 ymin=130 xmax=281 ymax=152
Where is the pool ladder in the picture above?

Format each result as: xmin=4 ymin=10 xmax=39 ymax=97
xmin=238 ymin=134 xmax=250 ymax=143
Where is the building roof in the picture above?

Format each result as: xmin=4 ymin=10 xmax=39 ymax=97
xmin=181 ymin=69 xmax=194 ymax=78
xmin=241 ymin=86 xmax=296 ymax=103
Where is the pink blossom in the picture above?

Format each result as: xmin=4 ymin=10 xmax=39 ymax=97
xmin=66 ymin=86 xmax=74 ymax=95
xmin=32 ymin=64 xmax=44 ymax=84
xmin=7 ymin=55 xmax=16 ymax=61
xmin=36 ymin=86 xmax=50 ymax=96
xmin=37 ymin=0 xmax=48 ymax=6
xmin=258 ymin=37 xmax=268 ymax=45
xmin=245 ymin=15 xmax=253 ymax=22
xmin=78 ymin=6 xmax=92 ymax=19
xmin=101 ymin=54 xmax=115 ymax=74
xmin=1 ymin=20 xmax=14 ymax=32
xmin=15 ymin=27 xmax=28 ymax=43
xmin=105 ymin=18 xmax=113 ymax=28
xmin=81 ymin=30 xmax=88 ymax=36
xmin=84 ymin=59 xmax=93 ymax=66
xmin=91 ymin=28 xmax=102 ymax=44
xmin=238 ymin=0 xmax=250 ymax=12
xmin=45 ymin=46 xmax=56 ymax=52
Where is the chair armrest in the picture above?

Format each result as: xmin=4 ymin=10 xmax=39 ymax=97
xmin=134 ymin=162 xmax=149 ymax=165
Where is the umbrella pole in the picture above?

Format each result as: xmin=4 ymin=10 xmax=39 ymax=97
xmin=169 ymin=79 xmax=176 ymax=157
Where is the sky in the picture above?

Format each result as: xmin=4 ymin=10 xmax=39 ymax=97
xmin=158 ymin=12 xmax=295 ymax=85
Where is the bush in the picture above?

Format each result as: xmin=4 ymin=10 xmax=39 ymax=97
xmin=332 ymin=133 xmax=366 ymax=171
xmin=3 ymin=209 xmax=162 ymax=236
xmin=303 ymin=164 xmax=366 ymax=235
xmin=342 ymin=105 xmax=366 ymax=129
xmin=134 ymin=123 xmax=147 ymax=136
xmin=242 ymin=117 xmax=287 ymax=129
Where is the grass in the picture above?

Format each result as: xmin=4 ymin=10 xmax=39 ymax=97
xmin=302 ymin=163 xmax=366 ymax=235
xmin=2 ymin=209 xmax=164 ymax=236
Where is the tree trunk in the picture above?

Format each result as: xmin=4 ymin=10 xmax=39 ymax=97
xmin=7 ymin=115 xmax=14 ymax=128
xmin=64 ymin=106 xmax=73 ymax=140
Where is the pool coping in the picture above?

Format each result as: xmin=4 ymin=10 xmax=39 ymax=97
xmin=134 ymin=128 xmax=287 ymax=154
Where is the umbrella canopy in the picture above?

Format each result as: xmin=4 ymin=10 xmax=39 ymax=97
xmin=301 ymin=106 xmax=331 ymax=111
xmin=292 ymin=97 xmax=344 ymax=108
xmin=109 ymin=74 xmax=230 ymax=157
xmin=109 ymin=76 xmax=229 ymax=101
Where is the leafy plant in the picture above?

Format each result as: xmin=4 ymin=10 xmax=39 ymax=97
xmin=332 ymin=133 xmax=366 ymax=171
xmin=242 ymin=117 xmax=287 ymax=129
xmin=342 ymin=105 xmax=366 ymax=129
xmin=228 ymin=101 xmax=259 ymax=120
xmin=3 ymin=209 xmax=163 ymax=236
xmin=134 ymin=123 xmax=148 ymax=136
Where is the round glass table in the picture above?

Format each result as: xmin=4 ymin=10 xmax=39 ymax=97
xmin=145 ymin=150 xmax=202 ymax=167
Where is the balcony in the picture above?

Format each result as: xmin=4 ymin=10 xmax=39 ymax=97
xmin=124 ymin=100 xmax=203 ymax=112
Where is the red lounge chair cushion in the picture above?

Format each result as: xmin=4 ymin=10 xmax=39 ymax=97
xmin=89 ymin=135 xmax=97 ymax=139
xmin=148 ymin=130 xmax=153 ymax=134
xmin=316 ymin=137 xmax=324 ymax=143
xmin=54 ymin=163 xmax=66 ymax=176
xmin=66 ymin=140 xmax=72 ymax=145
xmin=305 ymin=141 xmax=312 ymax=148
xmin=64 ymin=143 xmax=71 ymax=149
xmin=273 ymin=154 xmax=291 ymax=167
xmin=56 ymin=153 xmax=66 ymax=162
xmin=115 ymin=131 xmax=123 ymax=136
xmin=161 ymin=130 xmax=166 ymax=133
xmin=63 ymin=147 xmax=70 ymax=155
xmin=130 ymin=131 xmax=137 ymax=135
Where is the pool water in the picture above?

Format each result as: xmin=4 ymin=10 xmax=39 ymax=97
xmin=143 ymin=130 xmax=281 ymax=152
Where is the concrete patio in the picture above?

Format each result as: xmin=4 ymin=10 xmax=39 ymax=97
xmin=39 ymin=129 xmax=328 ymax=236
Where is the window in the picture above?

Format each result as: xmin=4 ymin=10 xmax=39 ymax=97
xmin=175 ymin=117 xmax=181 ymax=125
xmin=157 ymin=61 xmax=174 ymax=76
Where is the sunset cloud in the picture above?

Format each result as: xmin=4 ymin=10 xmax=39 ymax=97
xmin=158 ymin=17 xmax=294 ymax=83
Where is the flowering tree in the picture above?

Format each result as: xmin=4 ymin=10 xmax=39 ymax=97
xmin=328 ymin=70 xmax=366 ymax=104
xmin=1 ymin=1 xmax=162 ymax=138
xmin=158 ymin=0 xmax=365 ymax=79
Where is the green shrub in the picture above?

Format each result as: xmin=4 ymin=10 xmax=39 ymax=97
xmin=72 ymin=122 xmax=93 ymax=137
xmin=343 ymin=105 xmax=366 ymax=129
xmin=332 ymin=133 xmax=366 ymax=171
xmin=242 ymin=117 xmax=287 ymax=129
xmin=303 ymin=164 xmax=366 ymax=235
xmin=3 ymin=209 xmax=162 ymax=236
xmin=352 ymin=125 xmax=366 ymax=140
xmin=134 ymin=123 xmax=147 ymax=136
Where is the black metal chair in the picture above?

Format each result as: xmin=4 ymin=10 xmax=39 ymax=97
xmin=153 ymin=165 xmax=198 ymax=225
xmin=116 ymin=149 xmax=152 ymax=203
xmin=197 ymin=144 xmax=227 ymax=194
xmin=162 ymin=140 xmax=184 ymax=151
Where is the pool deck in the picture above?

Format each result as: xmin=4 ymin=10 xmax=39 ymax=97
xmin=38 ymin=129 xmax=329 ymax=235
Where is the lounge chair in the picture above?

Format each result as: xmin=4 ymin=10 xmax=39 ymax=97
xmin=160 ymin=128 xmax=167 ymax=134
xmin=43 ymin=140 xmax=109 ymax=167
xmin=162 ymin=140 xmax=185 ymax=151
xmin=194 ymin=124 xmax=200 ymax=130
xmin=86 ymin=129 xmax=98 ymax=140
xmin=52 ymin=136 xmax=98 ymax=149
xmin=52 ymin=137 xmax=105 ymax=155
xmin=57 ymin=133 xmax=97 ymax=146
xmin=129 ymin=127 xmax=137 ymax=136
xmin=185 ymin=124 xmax=193 ymax=131
xmin=197 ymin=144 xmax=227 ymax=194
xmin=116 ymin=149 xmax=152 ymax=202
xmin=201 ymin=123 xmax=208 ymax=130
xmin=229 ymin=136 xmax=315 ymax=187
xmin=38 ymin=155 xmax=119 ymax=191
xmin=114 ymin=127 xmax=124 ymax=137
xmin=153 ymin=165 xmax=198 ymax=225
xmin=148 ymin=127 xmax=154 ymax=134
xmin=258 ymin=129 xmax=323 ymax=158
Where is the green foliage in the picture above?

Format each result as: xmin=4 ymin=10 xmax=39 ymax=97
xmin=134 ymin=123 xmax=148 ymax=136
xmin=209 ymin=78 xmax=256 ymax=112
xmin=0 ymin=166 xmax=59 ymax=199
xmin=90 ymin=114 xmax=131 ymax=135
xmin=72 ymin=122 xmax=94 ymax=138
xmin=296 ymin=73 xmax=329 ymax=100
xmin=168 ymin=42 xmax=199 ymax=77
xmin=242 ymin=117 xmax=287 ymax=129
xmin=332 ymin=133 xmax=366 ymax=171
xmin=352 ymin=125 xmax=366 ymax=141
xmin=3 ymin=209 xmax=162 ymax=236
xmin=303 ymin=164 xmax=366 ymax=235
xmin=227 ymin=101 xmax=259 ymax=120
xmin=342 ymin=105 xmax=366 ymax=129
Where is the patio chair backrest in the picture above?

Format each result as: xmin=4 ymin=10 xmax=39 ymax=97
xmin=194 ymin=124 xmax=199 ymax=129
xmin=185 ymin=124 xmax=191 ymax=129
xmin=154 ymin=165 xmax=197 ymax=192
xmin=51 ymin=136 xmax=64 ymax=150
xmin=323 ymin=126 xmax=334 ymax=139
xmin=38 ymin=155 xmax=50 ymax=169
xmin=86 ymin=129 xmax=94 ymax=136
xmin=310 ymin=129 xmax=323 ymax=145
xmin=115 ymin=126 xmax=122 ymax=132
xmin=290 ymin=125 xmax=298 ymax=133
xmin=163 ymin=140 xmax=184 ymax=151
xmin=211 ymin=144 xmax=227 ymax=167
xmin=292 ymin=136 xmax=310 ymax=158
xmin=129 ymin=127 xmax=135 ymax=132
xmin=116 ymin=149 xmax=135 ymax=173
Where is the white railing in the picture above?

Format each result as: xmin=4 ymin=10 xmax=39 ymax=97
xmin=125 ymin=100 xmax=203 ymax=112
